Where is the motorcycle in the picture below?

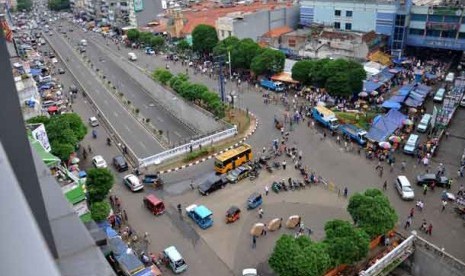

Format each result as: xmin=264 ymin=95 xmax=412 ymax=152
xmin=266 ymin=165 xmax=273 ymax=173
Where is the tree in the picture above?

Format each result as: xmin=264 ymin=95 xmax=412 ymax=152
xmin=126 ymin=29 xmax=140 ymax=42
xmin=347 ymin=189 xmax=398 ymax=238
xmin=250 ymin=48 xmax=285 ymax=76
xmin=17 ymin=0 xmax=33 ymax=11
xmin=233 ymin=38 xmax=261 ymax=69
xmin=191 ymin=24 xmax=218 ymax=55
xmin=291 ymin=60 xmax=315 ymax=85
xmin=150 ymin=36 xmax=165 ymax=51
xmin=269 ymin=235 xmax=332 ymax=276
xmin=176 ymin=39 xmax=191 ymax=53
xmin=48 ymin=0 xmax=70 ymax=11
xmin=213 ymin=36 xmax=240 ymax=57
xmin=90 ymin=201 xmax=111 ymax=222
xmin=86 ymin=168 xmax=114 ymax=203
xmin=152 ymin=68 xmax=173 ymax=85
xmin=139 ymin=32 xmax=153 ymax=45
xmin=325 ymin=72 xmax=352 ymax=97
xmin=324 ymin=220 xmax=370 ymax=266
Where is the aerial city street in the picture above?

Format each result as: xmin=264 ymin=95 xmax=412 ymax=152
xmin=4 ymin=0 xmax=465 ymax=275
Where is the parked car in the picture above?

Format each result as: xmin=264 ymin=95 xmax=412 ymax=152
xmin=88 ymin=116 xmax=99 ymax=127
xmin=395 ymin=175 xmax=415 ymax=200
xmin=227 ymin=165 xmax=252 ymax=183
xmin=460 ymin=95 xmax=465 ymax=107
xmin=113 ymin=155 xmax=129 ymax=172
xmin=198 ymin=173 xmax=228 ymax=195
xmin=92 ymin=155 xmax=107 ymax=168
xmin=242 ymin=268 xmax=258 ymax=276
xmin=58 ymin=68 xmax=65 ymax=74
xmin=123 ymin=174 xmax=144 ymax=192
xmin=416 ymin=173 xmax=450 ymax=188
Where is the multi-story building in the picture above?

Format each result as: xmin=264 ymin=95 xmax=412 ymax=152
xmin=12 ymin=64 xmax=43 ymax=121
xmin=300 ymin=0 xmax=465 ymax=57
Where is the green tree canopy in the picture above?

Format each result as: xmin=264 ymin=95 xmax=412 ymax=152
xmin=234 ymin=38 xmax=261 ymax=70
xmin=152 ymin=68 xmax=173 ymax=85
xmin=17 ymin=0 xmax=33 ymax=11
xmin=347 ymin=189 xmax=398 ymax=238
xmin=126 ymin=29 xmax=140 ymax=42
xmin=86 ymin=168 xmax=114 ymax=203
xmin=139 ymin=32 xmax=153 ymax=45
xmin=213 ymin=36 xmax=240 ymax=57
xmin=291 ymin=60 xmax=315 ymax=85
xmin=323 ymin=220 xmax=370 ymax=266
xmin=250 ymin=48 xmax=285 ymax=76
xmin=150 ymin=36 xmax=165 ymax=50
xmin=27 ymin=113 xmax=87 ymax=161
xmin=48 ymin=0 xmax=70 ymax=11
xmin=176 ymin=39 xmax=191 ymax=53
xmin=192 ymin=24 xmax=219 ymax=55
xmin=90 ymin=201 xmax=111 ymax=222
xmin=269 ymin=235 xmax=332 ymax=276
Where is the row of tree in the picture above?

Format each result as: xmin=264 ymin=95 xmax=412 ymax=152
xmin=269 ymin=189 xmax=398 ymax=276
xmin=48 ymin=0 xmax=70 ymax=11
xmin=126 ymin=29 xmax=166 ymax=51
xmin=28 ymin=114 xmax=113 ymax=222
xmin=152 ymin=69 xmax=225 ymax=118
xmin=17 ymin=0 xmax=33 ymax=11
xmin=191 ymin=24 xmax=286 ymax=76
xmin=291 ymin=58 xmax=366 ymax=97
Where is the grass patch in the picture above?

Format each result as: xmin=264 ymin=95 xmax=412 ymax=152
xmin=183 ymin=147 xmax=215 ymax=162
xmin=223 ymin=107 xmax=251 ymax=134
xmin=334 ymin=111 xmax=378 ymax=130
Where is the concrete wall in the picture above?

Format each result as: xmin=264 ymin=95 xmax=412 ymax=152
xmin=232 ymin=5 xmax=300 ymax=41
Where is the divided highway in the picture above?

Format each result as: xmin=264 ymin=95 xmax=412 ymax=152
xmin=45 ymin=31 xmax=164 ymax=158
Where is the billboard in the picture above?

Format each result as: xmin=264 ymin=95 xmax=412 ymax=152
xmin=134 ymin=0 xmax=144 ymax=12
xmin=31 ymin=124 xmax=52 ymax=152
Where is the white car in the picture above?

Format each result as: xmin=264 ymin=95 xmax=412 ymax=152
xmin=92 ymin=155 xmax=107 ymax=168
xmin=395 ymin=175 xmax=415 ymax=200
xmin=123 ymin=174 xmax=144 ymax=192
xmin=243 ymin=268 xmax=258 ymax=276
xmin=460 ymin=95 xmax=465 ymax=107
xmin=89 ymin=116 xmax=99 ymax=127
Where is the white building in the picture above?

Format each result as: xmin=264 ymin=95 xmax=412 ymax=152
xmin=15 ymin=74 xmax=43 ymax=121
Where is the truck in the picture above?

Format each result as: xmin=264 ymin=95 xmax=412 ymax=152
xmin=260 ymin=79 xmax=284 ymax=92
xmin=186 ymin=204 xmax=213 ymax=229
xmin=311 ymin=106 xmax=339 ymax=130
xmin=340 ymin=124 xmax=367 ymax=145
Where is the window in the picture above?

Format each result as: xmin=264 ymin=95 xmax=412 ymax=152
xmin=409 ymin=28 xmax=424 ymax=35
xmin=288 ymin=39 xmax=296 ymax=47
xmin=335 ymin=10 xmax=341 ymax=16
xmin=334 ymin=22 xmax=340 ymax=29
xmin=346 ymin=10 xmax=353 ymax=17
xmin=345 ymin=23 xmax=352 ymax=30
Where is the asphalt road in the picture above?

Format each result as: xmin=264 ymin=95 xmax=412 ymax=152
xmin=44 ymin=30 xmax=165 ymax=159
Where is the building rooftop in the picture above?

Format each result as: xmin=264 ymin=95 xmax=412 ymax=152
xmin=262 ymin=26 xmax=293 ymax=38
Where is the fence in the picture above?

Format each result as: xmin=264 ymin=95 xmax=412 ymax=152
xmin=138 ymin=126 xmax=238 ymax=168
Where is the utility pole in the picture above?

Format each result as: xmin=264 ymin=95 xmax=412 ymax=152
xmin=228 ymin=50 xmax=232 ymax=79
xmin=214 ymin=55 xmax=226 ymax=102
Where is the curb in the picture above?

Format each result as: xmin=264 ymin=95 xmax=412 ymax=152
xmin=158 ymin=112 xmax=259 ymax=174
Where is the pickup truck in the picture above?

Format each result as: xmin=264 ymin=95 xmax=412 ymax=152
xmin=186 ymin=204 xmax=213 ymax=229
xmin=340 ymin=124 xmax=367 ymax=145
xmin=311 ymin=106 xmax=339 ymax=131
xmin=260 ymin=79 xmax=284 ymax=92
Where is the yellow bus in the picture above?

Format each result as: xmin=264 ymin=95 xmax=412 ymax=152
xmin=214 ymin=144 xmax=253 ymax=174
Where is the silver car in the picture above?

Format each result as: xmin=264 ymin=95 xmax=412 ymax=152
xmin=395 ymin=175 xmax=415 ymax=200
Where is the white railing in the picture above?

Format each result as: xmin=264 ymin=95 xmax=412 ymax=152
xmin=138 ymin=126 xmax=238 ymax=168
xmin=359 ymin=235 xmax=416 ymax=276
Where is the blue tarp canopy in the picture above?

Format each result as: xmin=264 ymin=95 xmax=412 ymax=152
xmin=105 ymin=227 xmax=119 ymax=238
xmin=363 ymin=81 xmax=383 ymax=92
xmin=408 ymin=91 xmax=425 ymax=101
xmin=381 ymin=100 xmax=401 ymax=109
xmin=366 ymin=109 xmax=407 ymax=142
xmin=404 ymin=97 xmax=424 ymax=107
xmin=414 ymin=84 xmax=432 ymax=95
xmin=108 ymin=236 xmax=128 ymax=257
xmin=389 ymin=95 xmax=408 ymax=103
xmin=116 ymin=253 xmax=145 ymax=273
xmin=30 ymin=68 xmax=41 ymax=76
xmin=425 ymin=72 xmax=437 ymax=80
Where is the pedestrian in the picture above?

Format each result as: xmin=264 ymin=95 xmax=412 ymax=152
xmin=278 ymin=218 xmax=283 ymax=229
xmin=252 ymin=236 xmax=257 ymax=249
xmin=441 ymin=200 xmax=447 ymax=212
xmin=262 ymin=147 xmax=266 ymax=153
xmin=423 ymin=184 xmax=428 ymax=195
xmin=143 ymin=232 xmax=150 ymax=244
xmin=190 ymin=180 xmax=194 ymax=190
xmin=282 ymin=160 xmax=287 ymax=170
xmin=409 ymin=207 xmax=414 ymax=218
xmin=258 ymin=208 xmax=264 ymax=219
xmin=123 ymin=209 xmax=128 ymax=222
xmin=401 ymin=161 xmax=406 ymax=171
xmin=404 ymin=217 xmax=412 ymax=229
xmin=383 ymin=180 xmax=387 ymax=191
xmin=115 ymin=197 xmax=121 ymax=211
xmin=87 ymin=145 xmax=92 ymax=153
xmin=298 ymin=150 xmax=302 ymax=161
xmin=265 ymin=185 xmax=269 ymax=196
xmin=427 ymin=223 xmax=433 ymax=235
xmin=343 ymin=187 xmax=348 ymax=198
xmin=445 ymin=131 xmax=450 ymax=139
xmin=177 ymin=203 xmax=182 ymax=214
xmin=109 ymin=195 xmax=115 ymax=207
xmin=379 ymin=167 xmax=384 ymax=177
xmin=261 ymin=227 xmax=267 ymax=236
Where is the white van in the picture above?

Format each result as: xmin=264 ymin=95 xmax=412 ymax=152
xmin=417 ymin=114 xmax=432 ymax=133
xmin=403 ymin=134 xmax=419 ymax=154
xmin=445 ymin=72 xmax=455 ymax=83
xmin=433 ymin=88 xmax=446 ymax=103
xmin=163 ymin=246 xmax=187 ymax=273
xmin=128 ymin=52 xmax=137 ymax=61
xmin=79 ymin=39 xmax=87 ymax=46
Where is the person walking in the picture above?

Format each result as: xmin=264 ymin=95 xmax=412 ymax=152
xmin=343 ymin=187 xmax=348 ymax=198
xmin=87 ymin=145 xmax=92 ymax=153
xmin=441 ymin=200 xmax=447 ymax=212
xmin=383 ymin=180 xmax=388 ymax=191
xmin=265 ymin=185 xmax=269 ymax=196
xmin=258 ymin=208 xmax=264 ymax=219
xmin=423 ymin=184 xmax=428 ymax=195
xmin=404 ymin=216 xmax=412 ymax=229
xmin=123 ymin=209 xmax=128 ymax=222
xmin=282 ymin=160 xmax=287 ymax=170
xmin=401 ymin=161 xmax=406 ymax=171
xmin=427 ymin=223 xmax=433 ymax=235
xmin=409 ymin=207 xmax=414 ymax=218
xmin=252 ymin=235 xmax=257 ymax=248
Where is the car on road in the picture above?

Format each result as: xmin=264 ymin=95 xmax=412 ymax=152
xmin=57 ymin=68 xmax=65 ymax=74
xmin=226 ymin=165 xmax=252 ymax=183
xmin=145 ymin=47 xmax=155 ymax=55
xmin=113 ymin=155 xmax=129 ymax=172
xmin=242 ymin=268 xmax=258 ymax=276
xmin=79 ymin=46 xmax=86 ymax=53
xmin=460 ymin=95 xmax=465 ymax=107
xmin=92 ymin=155 xmax=107 ymax=168
xmin=395 ymin=175 xmax=415 ymax=200
xmin=88 ymin=116 xmax=99 ymax=127
xmin=198 ymin=173 xmax=228 ymax=195
xmin=123 ymin=174 xmax=144 ymax=192
xmin=128 ymin=52 xmax=137 ymax=61
xmin=416 ymin=173 xmax=450 ymax=188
